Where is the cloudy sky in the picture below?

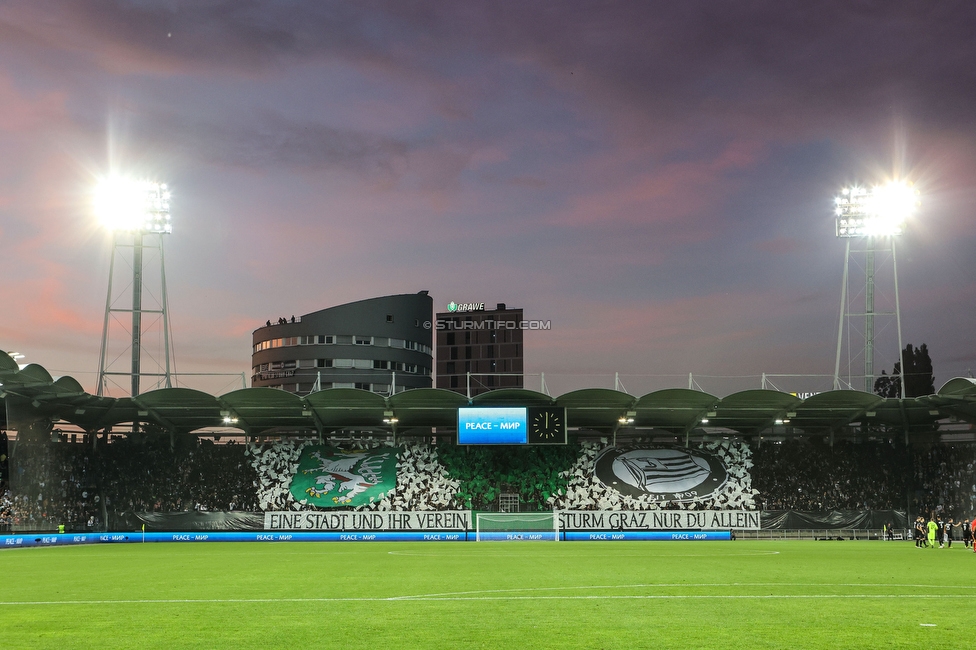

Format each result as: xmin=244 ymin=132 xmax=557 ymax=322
xmin=1 ymin=1 xmax=973 ymax=397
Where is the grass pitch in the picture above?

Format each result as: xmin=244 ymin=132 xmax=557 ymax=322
xmin=1 ymin=539 xmax=973 ymax=649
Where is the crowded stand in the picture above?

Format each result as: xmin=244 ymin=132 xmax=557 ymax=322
xmin=1 ymin=433 xmax=256 ymax=531
xmin=1 ymin=431 xmax=975 ymax=532
xmin=751 ymin=439 xmax=913 ymax=510
xmin=911 ymin=443 xmax=976 ymax=518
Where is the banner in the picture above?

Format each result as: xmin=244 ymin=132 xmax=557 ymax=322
xmin=290 ymin=446 xmax=398 ymax=508
xmin=0 ymin=531 xmax=469 ymax=547
xmin=129 ymin=511 xmax=264 ymax=531
xmin=594 ymin=445 xmax=730 ymax=502
xmin=264 ymin=510 xmax=471 ymax=531
xmin=760 ymin=509 xmax=908 ymax=530
xmin=557 ymin=510 xmax=761 ymax=531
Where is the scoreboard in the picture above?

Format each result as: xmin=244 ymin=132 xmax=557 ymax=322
xmin=457 ymin=406 xmax=567 ymax=445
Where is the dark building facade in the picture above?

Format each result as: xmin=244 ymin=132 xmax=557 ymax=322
xmin=251 ymin=292 xmax=433 ymax=395
xmin=435 ymin=303 xmax=523 ymax=397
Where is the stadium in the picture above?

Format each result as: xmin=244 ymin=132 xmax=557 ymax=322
xmin=5 ymin=3 xmax=976 ymax=648
xmin=2 ymin=348 xmax=976 ymax=646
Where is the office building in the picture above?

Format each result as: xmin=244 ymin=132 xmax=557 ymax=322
xmin=435 ymin=302 xmax=523 ymax=396
xmin=251 ymin=292 xmax=432 ymax=395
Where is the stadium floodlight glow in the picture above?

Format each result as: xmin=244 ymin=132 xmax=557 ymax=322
xmin=95 ymin=174 xmax=175 ymax=402
xmin=833 ymin=178 xmax=918 ymax=396
xmin=834 ymin=181 xmax=919 ymax=238
xmin=93 ymin=176 xmax=172 ymax=234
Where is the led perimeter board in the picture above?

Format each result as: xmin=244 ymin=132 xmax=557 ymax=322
xmin=457 ymin=407 xmax=566 ymax=445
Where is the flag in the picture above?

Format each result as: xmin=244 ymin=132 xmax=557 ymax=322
xmin=289 ymin=446 xmax=398 ymax=508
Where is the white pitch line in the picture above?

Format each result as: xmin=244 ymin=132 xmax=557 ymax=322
xmin=390 ymin=582 xmax=976 ymax=599
xmin=385 ymin=550 xmax=783 ymax=558
xmin=1 ymin=594 xmax=976 ymax=606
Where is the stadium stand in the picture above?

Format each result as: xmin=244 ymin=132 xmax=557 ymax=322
xmin=751 ymin=439 xmax=912 ymax=510
xmin=2 ymin=433 xmax=975 ymax=533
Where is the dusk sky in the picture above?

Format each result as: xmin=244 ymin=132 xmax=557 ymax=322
xmin=1 ymin=1 xmax=974 ymax=398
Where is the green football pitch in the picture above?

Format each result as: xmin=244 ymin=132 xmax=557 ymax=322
xmin=1 ymin=540 xmax=973 ymax=649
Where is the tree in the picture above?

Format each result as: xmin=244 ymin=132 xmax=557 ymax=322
xmin=874 ymin=369 xmax=899 ymax=398
xmin=904 ymin=343 xmax=935 ymax=397
xmin=873 ymin=343 xmax=936 ymax=398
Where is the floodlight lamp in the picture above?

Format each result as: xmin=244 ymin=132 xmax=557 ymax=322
xmin=93 ymin=176 xmax=172 ymax=234
xmin=834 ymin=181 xmax=918 ymax=238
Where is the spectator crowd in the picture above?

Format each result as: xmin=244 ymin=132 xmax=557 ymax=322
xmin=1 ymin=432 xmax=975 ymax=531
xmin=751 ymin=439 xmax=913 ymax=510
xmin=1 ymin=433 xmax=256 ymax=531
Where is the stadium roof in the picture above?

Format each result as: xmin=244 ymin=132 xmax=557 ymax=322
xmin=1 ymin=352 xmax=974 ymax=438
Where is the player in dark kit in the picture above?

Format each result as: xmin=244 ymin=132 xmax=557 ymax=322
xmin=963 ymin=518 xmax=973 ymax=549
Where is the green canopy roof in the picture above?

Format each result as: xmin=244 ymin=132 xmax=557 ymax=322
xmin=2 ymin=351 xmax=973 ymax=438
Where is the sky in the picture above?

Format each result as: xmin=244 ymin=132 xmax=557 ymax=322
xmin=1 ymin=1 xmax=974 ymax=398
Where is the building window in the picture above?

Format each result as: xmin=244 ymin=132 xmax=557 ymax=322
xmin=465 ymin=346 xmax=472 ymax=359
xmin=465 ymin=331 xmax=471 ymax=344
xmin=355 ymin=336 xmax=372 ymax=345
xmin=490 ymin=360 xmax=496 ymax=372
xmin=465 ymin=361 xmax=471 ymax=372
xmin=387 ymin=314 xmax=394 ymax=323
xmin=490 ymin=330 xmax=496 ymax=343
xmin=354 ymin=383 xmax=371 ymax=390
xmin=446 ymin=362 xmax=455 ymax=374
xmin=446 ymin=332 xmax=455 ymax=345
xmin=487 ymin=376 xmax=495 ymax=387
xmin=316 ymin=359 xmax=333 ymax=368
xmin=450 ymin=376 xmax=458 ymax=388
xmin=486 ymin=345 xmax=494 ymax=358
xmin=373 ymin=360 xmax=389 ymax=370
xmin=450 ymin=347 xmax=458 ymax=360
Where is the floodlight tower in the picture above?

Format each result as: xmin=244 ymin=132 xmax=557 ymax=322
xmin=94 ymin=178 xmax=174 ymax=397
xmin=832 ymin=181 xmax=919 ymax=397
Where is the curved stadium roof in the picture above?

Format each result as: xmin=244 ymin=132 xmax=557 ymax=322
xmin=1 ymin=352 xmax=974 ymax=438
